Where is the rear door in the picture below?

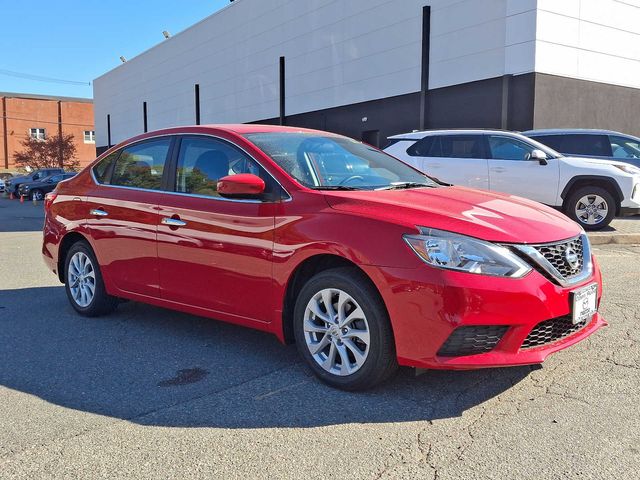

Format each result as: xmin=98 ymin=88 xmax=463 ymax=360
xmin=406 ymin=135 xmax=489 ymax=189
xmin=85 ymin=137 xmax=174 ymax=297
xmin=156 ymin=135 xmax=278 ymax=323
xmin=487 ymin=134 xmax=560 ymax=205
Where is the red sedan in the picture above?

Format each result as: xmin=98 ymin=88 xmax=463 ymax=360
xmin=42 ymin=125 xmax=605 ymax=390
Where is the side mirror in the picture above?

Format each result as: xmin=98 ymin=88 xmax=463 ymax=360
xmin=217 ymin=174 xmax=265 ymax=198
xmin=529 ymin=149 xmax=548 ymax=165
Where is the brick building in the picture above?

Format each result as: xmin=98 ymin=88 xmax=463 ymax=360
xmin=0 ymin=92 xmax=96 ymax=172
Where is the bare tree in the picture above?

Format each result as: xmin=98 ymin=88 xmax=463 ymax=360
xmin=14 ymin=133 xmax=79 ymax=171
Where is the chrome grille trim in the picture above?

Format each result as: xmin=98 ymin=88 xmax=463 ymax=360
xmin=511 ymin=234 xmax=593 ymax=287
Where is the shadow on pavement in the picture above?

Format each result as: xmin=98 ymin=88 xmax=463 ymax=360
xmin=0 ymin=286 xmax=532 ymax=428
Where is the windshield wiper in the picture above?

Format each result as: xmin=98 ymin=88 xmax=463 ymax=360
xmin=376 ymin=182 xmax=435 ymax=191
xmin=310 ymin=186 xmax=363 ymax=191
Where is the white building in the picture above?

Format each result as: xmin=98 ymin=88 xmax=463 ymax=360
xmin=94 ymin=0 xmax=640 ymax=152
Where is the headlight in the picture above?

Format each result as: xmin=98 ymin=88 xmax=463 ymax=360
xmin=613 ymin=163 xmax=640 ymax=175
xmin=403 ymin=228 xmax=532 ymax=278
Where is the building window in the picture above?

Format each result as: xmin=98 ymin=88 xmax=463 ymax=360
xmin=84 ymin=130 xmax=96 ymax=143
xmin=29 ymin=128 xmax=46 ymax=141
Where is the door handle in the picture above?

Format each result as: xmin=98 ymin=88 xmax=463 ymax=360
xmin=491 ymin=167 xmax=507 ymax=173
xmin=161 ymin=217 xmax=187 ymax=227
xmin=429 ymin=163 xmax=442 ymax=168
xmin=90 ymin=209 xmax=109 ymax=217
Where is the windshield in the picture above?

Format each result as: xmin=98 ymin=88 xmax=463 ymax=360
xmin=244 ymin=133 xmax=438 ymax=190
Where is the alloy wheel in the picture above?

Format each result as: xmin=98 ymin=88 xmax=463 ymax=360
xmin=68 ymin=252 xmax=96 ymax=307
xmin=303 ymin=288 xmax=370 ymax=376
xmin=575 ymin=194 xmax=608 ymax=226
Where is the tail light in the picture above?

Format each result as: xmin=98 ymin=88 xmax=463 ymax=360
xmin=44 ymin=192 xmax=58 ymax=213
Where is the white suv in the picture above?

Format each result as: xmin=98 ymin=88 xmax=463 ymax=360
xmin=384 ymin=130 xmax=640 ymax=230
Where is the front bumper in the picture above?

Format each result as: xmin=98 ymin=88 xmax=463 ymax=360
xmin=362 ymin=256 xmax=605 ymax=370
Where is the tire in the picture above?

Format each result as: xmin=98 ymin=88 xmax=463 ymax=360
xmin=64 ymin=241 xmax=118 ymax=317
xmin=30 ymin=189 xmax=44 ymax=201
xmin=564 ymin=186 xmax=616 ymax=231
xmin=293 ymin=267 xmax=397 ymax=391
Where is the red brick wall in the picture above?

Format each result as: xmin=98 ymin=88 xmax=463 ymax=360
xmin=0 ymin=95 xmax=96 ymax=172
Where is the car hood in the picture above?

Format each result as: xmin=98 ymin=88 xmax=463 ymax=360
xmin=562 ymin=155 xmax=636 ymax=168
xmin=323 ymin=186 xmax=581 ymax=244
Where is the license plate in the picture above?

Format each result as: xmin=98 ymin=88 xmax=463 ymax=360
xmin=572 ymin=283 xmax=598 ymax=325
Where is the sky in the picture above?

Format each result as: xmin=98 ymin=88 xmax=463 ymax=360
xmin=0 ymin=0 xmax=230 ymax=99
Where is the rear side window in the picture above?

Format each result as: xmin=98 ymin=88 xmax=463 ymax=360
xmin=429 ymin=135 xmax=484 ymax=159
xmin=49 ymin=175 xmax=63 ymax=182
xmin=561 ymin=134 xmax=612 ymax=157
xmin=529 ymin=135 xmax=564 ymax=151
xmin=92 ymin=151 xmax=120 ymax=184
xmin=111 ymin=139 xmax=172 ymax=190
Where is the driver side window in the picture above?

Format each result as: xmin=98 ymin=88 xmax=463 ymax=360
xmin=488 ymin=136 xmax=535 ymax=161
xmin=175 ymin=136 xmax=268 ymax=198
xmin=610 ymin=136 xmax=640 ymax=159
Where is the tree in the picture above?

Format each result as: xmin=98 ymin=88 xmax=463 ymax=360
xmin=14 ymin=133 xmax=79 ymax=171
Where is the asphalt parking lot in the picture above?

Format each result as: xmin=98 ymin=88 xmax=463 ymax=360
xmin=0 ymin=197 xmax=639 ymax=479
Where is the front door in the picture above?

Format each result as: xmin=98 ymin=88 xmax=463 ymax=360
xmin=487 ymin=134 xmax=560 ymax=205
xmin=157 ymin=135 xmax=277 ymax=323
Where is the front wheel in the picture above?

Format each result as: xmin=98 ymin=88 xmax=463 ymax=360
xmin=564 ymin=186 xmax=616 ymax=231
xmin=64 ymin=241 xmax=118 ymax=317
xmin=293 ymin=268 xmax=397 ymax=390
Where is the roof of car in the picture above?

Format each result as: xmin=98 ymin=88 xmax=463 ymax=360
xmin=168 ymin=124 xmax=329 ymax=135
xmin=388 ymin=129 xmax=521 ymax=140
xmin=523 ymin=128 xmax=628 ymax=136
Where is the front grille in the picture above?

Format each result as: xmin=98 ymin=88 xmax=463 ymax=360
xmin=521 ymin=316 xmax=589 ymax=350
xmin=437 ymin=326 xmax=509 ymax=357
xmin=533 ymin=236 xmax=584 ymax=280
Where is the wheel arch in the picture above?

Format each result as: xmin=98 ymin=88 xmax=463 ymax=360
xmin=561 ymin=176 xmax=623 ymax=214
xmin=280 ymin=254 xmax=392 ymax=345
xmin=57 ymin=231 xmax=92 ymax=283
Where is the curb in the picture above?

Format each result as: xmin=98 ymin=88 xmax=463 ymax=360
xmin=588 ymin=233 xmax=640 ymax=245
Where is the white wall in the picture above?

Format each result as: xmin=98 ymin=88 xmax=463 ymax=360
xmin=429 ymin=0 xmax=537 ymax=89
xmin=535 ymin=0 xmax=640 ymax=89
xmin=94 ymin=0 xmax=538 ymax=146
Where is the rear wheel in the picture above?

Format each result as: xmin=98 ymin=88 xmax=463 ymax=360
xmin=64 ymin=241 xmax=118 ymax=317
xmin=293 ymin=268 xmax=397 ymax=390
xmin=564 ymin=186 xmax=616 ymax=231
xmin=30 ymin=189 xmax=44 ymax=201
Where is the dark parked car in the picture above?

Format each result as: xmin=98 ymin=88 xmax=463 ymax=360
xmin=524 ymin=129 xmax=640 ymax=169
xmin=19 ymin=172 xmax=76 ymax=200
xmin=5 ymin=168 xmax=65 ymax=196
